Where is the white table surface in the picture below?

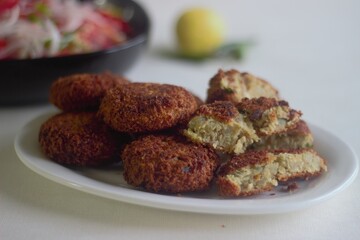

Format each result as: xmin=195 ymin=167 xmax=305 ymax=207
xmin=1 ymin=0 xmax=360 ymax=239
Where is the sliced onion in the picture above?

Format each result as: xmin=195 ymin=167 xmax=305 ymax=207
xmin=51 ymin=0 xmax=86 ymax=32
xmin=44 ymin=19 xmax=61 ymax=56
xmin=13 ymin=20 xmax=48 ymax=58
xmin=0 ymin=5 xmax=20 ymax=36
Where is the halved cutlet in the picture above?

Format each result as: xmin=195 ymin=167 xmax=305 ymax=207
xmin=272 ymin=149 xmax=327 ymax=182
xmin=217 ymin=151 xmax=278 ymax=197
xmin=206 ymin=69 xmax=280 ymax=104
xmin=183 ymin=98 xmax=302 ymax=154
xmin=183 ymin=101 xmax=259 ymax=154
xmin=251 ymin=120 xmax=314 ymax=150
xmin=217 ymin=149 xmax=327 ymax=197
xmin=237 ymin=97 xmax=302 ymax=136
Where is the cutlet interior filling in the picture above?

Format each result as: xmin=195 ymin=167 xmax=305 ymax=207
xmin=220 ymin=73 xmax=247 ymax=100
xmin=243 ymin=76 xmax=279 ymax=99
xmin=226 ymin=160 xmax=279 ymax=192
xmin=184 ymin=115 xmax=259 ymax=154
xmin=223 ymin=151 xmax=327 ymax=194
xmin=252 ymin=133 xmax=314 ymax=150
xmin=270 ymin=152 xmax=327 ymax=180
xmin=255 ymin=106 xmax=296 ymax=135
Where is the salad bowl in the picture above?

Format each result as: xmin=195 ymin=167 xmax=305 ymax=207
xmin=0 ymin=0 xmax=150 ymax=105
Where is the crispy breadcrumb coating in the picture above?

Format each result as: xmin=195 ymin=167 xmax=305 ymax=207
xmin=122 ymin=134 xmax=220 ymax=193
xmin=39 ymin=112 xmax=125 ymax=167
xmin=50 ymin=72 xmax=130 ymax=111
xmin=98 ymin=83 xmax=198 ymax=133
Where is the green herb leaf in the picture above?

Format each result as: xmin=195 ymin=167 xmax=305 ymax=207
xmin=60 ymin=32 xmax=75 ymax=50
xmin=35 ymin=2 xmax=50 ymax=16
xmin=44 ymin=39 xmax=52 ymax=49
xmin=162 ymin=39 xmax=255 ymax=62
xmin=27 ymin=13 xmax=39 ymax=22
xmin=215 ymin=40 xmax=255 ymax=60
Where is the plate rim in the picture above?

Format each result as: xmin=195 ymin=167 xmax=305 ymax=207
xmin=14 ymin=112 xmax=359 ymax=215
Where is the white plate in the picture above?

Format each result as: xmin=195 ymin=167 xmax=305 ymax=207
xmin=14 ymin=112 xmax=359 ymax=215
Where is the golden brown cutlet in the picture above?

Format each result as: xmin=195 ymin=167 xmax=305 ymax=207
xmin=122 ymin=134 xmax=220 ymax=193
xmin=217 ymin=149 xmax=327 ymax=197
xmin=50 ymin=72 xmax=130 ymax=112
xmin=206 ymin=69 xmax=279 ymax=104
xmin=39 ymin=112 xmax=124 ymax=167
xmin=98 ymin=82 xmax=198 ymax=133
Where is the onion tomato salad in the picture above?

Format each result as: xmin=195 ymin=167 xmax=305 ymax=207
xmin=0 ymin=0 xmax=132 ymax=59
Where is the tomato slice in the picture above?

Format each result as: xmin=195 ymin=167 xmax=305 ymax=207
xmin=0 ymin=39 xmax=7 ymax=49
xmin=97 ymin=10 xmax=132 ymax=35
xmin=0 ymin=0 xmax=19 ymax=13
xmin=0 ymin=39 xmax=14 ymax=59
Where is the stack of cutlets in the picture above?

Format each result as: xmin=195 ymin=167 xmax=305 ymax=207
xmin=39 ymin=69 xmax=327 ymax=197
xmin=184 ymin=69 xmax=327 ymax=197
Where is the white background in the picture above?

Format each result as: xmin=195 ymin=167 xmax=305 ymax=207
xmin=1 ymin=0 xmax=359 ymax=239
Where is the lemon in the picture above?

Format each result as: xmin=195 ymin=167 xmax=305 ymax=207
xmin=176 ymin=8 xmax=225 ymax=58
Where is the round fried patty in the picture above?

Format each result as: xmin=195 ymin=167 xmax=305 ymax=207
xmin=98 ymin=83 xmax=198 ymax=133
xmin=122 ymin=134 xmax=220 ymax=193
xmin=39 ymin=112 xmax=123 ymax=167
xmin=50 ymin=72 xmax=130 ymax=111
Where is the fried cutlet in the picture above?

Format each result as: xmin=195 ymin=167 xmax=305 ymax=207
xmin=39 ymin=112 xmax=124 ymax=167
xmin=98 ymin=83 xmax=198 ymax=133
xmin=50 ymin=72 xmax=130 ymax=112
xmin=206 ymin=69 xmax=279 ymax=104
xmin=217 ymin=149 xmax=327 ymax=197
xmin=122 ymin=134 xmax=220 ymax=193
